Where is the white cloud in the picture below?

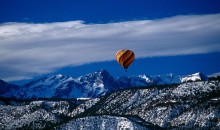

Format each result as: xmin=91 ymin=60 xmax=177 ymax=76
xmin=0 ymin=14 xmax=220 ymax=81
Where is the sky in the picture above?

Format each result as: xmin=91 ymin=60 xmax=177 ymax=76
xmin=0 ymin=0 xmax=220 ymax=85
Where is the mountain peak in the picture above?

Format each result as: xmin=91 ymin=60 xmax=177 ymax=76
xmin=181 ymin=72 xmax=208 ymax=83
xmin=0 ymin=71 xmax=211 ymax=99
xmin=84 ymin=69 xmax=111 ymax=79
xmin=99 ymin=69 xmax=110 ymax=76
xmin=55 ymin=74 xmax=63 ymax=78
xmin=192 ymin=72 xmax=203 ymax=76
xmin=50 ymin=74 xmax=66 ymax=80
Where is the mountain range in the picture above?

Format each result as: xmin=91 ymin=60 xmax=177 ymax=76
xmin=0 ymin=80 xmax=219 ymax=129
xmin=0 ymin=70 xmax=219 ymax=129
xmin=0 ymin=70 xmax=208 ymax=99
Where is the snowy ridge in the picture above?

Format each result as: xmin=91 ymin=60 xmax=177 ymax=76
xmin=0 ymin=80 xmax=220 ymax=129
xmin=171 ymin=103 xmax=220 ymax=129
xmin=0 ymin=70 xmax=210 ymax=99
xmin=90 ymin=80 xmax=220 ymax=129
xmin=116 ymin=73 xmax=181 ymax=88
xmin=68 ymin=98 xmax=100 ymax=117
xmin=2 ymin=70 xmax=118 ymax=99
xmin=56 ymin=115 xmax=149 ymax=130
xmin=0 ymin=100 xmax=65 ymax=129
xmin=181 ymin=72 xmax=208 ymax=83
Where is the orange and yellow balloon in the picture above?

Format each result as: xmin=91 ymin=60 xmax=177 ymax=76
xmin=116 ymin=49 xmax=135 ymax=70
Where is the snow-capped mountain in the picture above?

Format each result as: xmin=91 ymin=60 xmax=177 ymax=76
xmin=0 ymin=80 xmax=219 ymax=129
xmin=118 ymin=73 xmax=181 ymax=87
xmin=4 ymin=70 xmax=119 ymax=99
xmin=1 ymin=70 xmax=210 ymax=99
xmin=181 ymin=72 xmax=208 ymax=83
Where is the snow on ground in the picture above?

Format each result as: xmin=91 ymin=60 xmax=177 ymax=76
xmin=69 ymin=98 xmax=100 ymax=117
xmin=56 ymin=115 xmax=149 ymax=130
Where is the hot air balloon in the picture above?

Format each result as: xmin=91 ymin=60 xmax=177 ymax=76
xmin=116 ymin=49 xmax=135 ymax=71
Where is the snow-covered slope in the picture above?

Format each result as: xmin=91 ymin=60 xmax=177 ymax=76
xmin=56 ymin=115 xmax=149 ymax=130
xmin=0 ymin=100 xmax=68 ymax=129
xmin=0 ymin=80 xmax=220 ymax=129
xmin=181 ymin=72 xmax=208 ymax=83
xmin=89 ymin=80 xmax=220 ymax=129
xmin=0 ymin=98 xmax=101 ymax=129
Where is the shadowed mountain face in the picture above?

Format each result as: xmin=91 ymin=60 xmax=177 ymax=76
xmin=1 ymin=70 xmax=209 ymax=99
xmin=0 ymin=79 xmax=19 ymax=95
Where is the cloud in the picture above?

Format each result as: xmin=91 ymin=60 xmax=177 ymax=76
xmin=0 ymin=14 xmax=220 ymax=81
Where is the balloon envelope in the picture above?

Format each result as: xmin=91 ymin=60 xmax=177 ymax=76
xmin=116 ymin=50 xmax=135 ymax=69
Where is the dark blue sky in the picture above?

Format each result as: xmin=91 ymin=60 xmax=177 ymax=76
xmin=1 ymin=0 xmax=220 ymax=84
xmin=12 ymin=52 xmax=220 ymax=85
xmin=53 ymin=52 xmax=220 ymax=77
xmin=1 ymin=0 xmax=220 ymax=23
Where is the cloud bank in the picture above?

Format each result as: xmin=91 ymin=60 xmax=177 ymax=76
xmin=0 ymin=14 xmax=220 ymax=81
